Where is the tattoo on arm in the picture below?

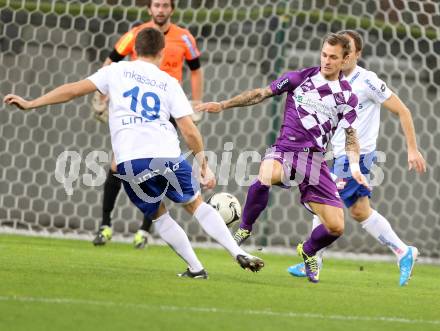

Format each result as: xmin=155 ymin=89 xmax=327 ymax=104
xmin=222 ymin=87 xmax=273 ymax=109
xmin=345 ymin=127 xmax=360 ymax=164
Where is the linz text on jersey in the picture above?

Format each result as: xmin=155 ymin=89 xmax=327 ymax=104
xmin=122 ymin=115 xmax=155 ymax=125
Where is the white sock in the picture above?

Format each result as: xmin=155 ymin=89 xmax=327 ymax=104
xmin=153 ymin=212 xmax=204 ymax=272
xmin=312 ymin=214 xmax=321 ymax=230
xmin=360 ymin=210 xmax=408 ymax=259
xmin=312 ymin=214 xmax=325 ymax=264
xmin=194 ymin=202 xmax=247 ymax=258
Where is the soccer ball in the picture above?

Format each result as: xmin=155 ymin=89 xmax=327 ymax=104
xmin=208 ymin=193 xmax=242 ymax=227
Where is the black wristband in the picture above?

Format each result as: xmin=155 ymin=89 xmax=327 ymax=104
xmin=108 ymin=49 xmax=125 ymax=63
xmin=186 ymin=57 xmax=201 ymax=71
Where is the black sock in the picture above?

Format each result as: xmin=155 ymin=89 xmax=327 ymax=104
xmin=101 ymin=169 xmax=121 ymax=227
xmin=140 ymin=214 xmax=153 ymax=233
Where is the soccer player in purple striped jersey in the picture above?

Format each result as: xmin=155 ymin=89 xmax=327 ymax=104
xmin=197 ymin=33 xmax=369 ymax=283
xmin=288 ymin=30 xmax=426 ymax=286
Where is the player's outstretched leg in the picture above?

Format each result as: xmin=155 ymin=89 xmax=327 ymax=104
xmin=359 ymin=211 xmax=419 ymax=286
xmin=233 ymin=180 xmax=270 ymax=245
xmin=186 ymin=197 xmax=264 ymax=272
xmin=152 ymin=207 xmax=207 ymax=279
xmin=398 ymin=246 xmax=419 ymax=286
xmin=360 ymin=209 xmax=419 ymax=286
xmin=298 ymin=224 xmax=339 ymax=283
xmin=350 ymin=197 xmax=418 ymax=286
xmin=298 ymin=204 xmax=343 ymax=283
xmin=288 ymin=215 xmax=325 ymax=277
xmin=234 ymin=159 xmax=282 ymax=246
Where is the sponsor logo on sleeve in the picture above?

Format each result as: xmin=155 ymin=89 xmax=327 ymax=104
xmin=365 ymin=79 xmax=377 ymax=91
xmin=276 ymin=78 xmax=289 ymax=90
xmin=349 ymin=71 xmax=360 ymax=85
xmin=365 ymin=79 xmax=386 ymax=97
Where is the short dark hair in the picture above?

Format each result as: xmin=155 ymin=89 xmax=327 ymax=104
xmin=135 ymin=27 xmax=165 ymax=57
xmin=146 ymin=0 xmax=175 ymax=9
xmin=337 ymin=30 xmax=363 ymax=52
xmin=322 ymin=33 xmax=351 ymax=58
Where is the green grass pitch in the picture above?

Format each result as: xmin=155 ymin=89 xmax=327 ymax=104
xmin=0 ymin=234 xmax=439 ymax=331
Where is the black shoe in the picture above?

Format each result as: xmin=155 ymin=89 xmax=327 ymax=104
xmin=92 ymin=226 xmax=112 ymax=246
xmin=236 ymin=254 xmax=265 ymax=272
xmin=177 ymin=268 xmax=208 ymax=279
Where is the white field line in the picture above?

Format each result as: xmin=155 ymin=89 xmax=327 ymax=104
xmin=0 ymin=295 xmax=439 ymax=326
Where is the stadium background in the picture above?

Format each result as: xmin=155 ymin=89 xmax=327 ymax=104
xmin=0 ymin=0 xmax=438 ymax=260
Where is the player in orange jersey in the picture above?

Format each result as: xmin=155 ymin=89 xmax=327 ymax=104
xmin=92 ymin=0 xmax=204 ymax=248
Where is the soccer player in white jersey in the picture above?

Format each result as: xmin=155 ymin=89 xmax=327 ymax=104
xmin=3 ymin=27 xmax=264 ymax=278
xmin=288 ymin=30 xmax=426 ymax=286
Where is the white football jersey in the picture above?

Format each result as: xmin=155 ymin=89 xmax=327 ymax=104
xmin=87 ymin=60 xmax=194 ymax=163
xmin=331 ymin=65 xmax=393 ymax=158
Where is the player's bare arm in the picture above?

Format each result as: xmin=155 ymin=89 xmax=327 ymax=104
xmin=91 ymin=57 xmax=113 ymax=123
xmin=345 ymin=127 xmax=369 ymax=189
xmin=345 ymin=127 xmax=360 ymax=159
xmin=175 ymin=115 xmax=216 ymax=189
xmin=382 ymin=93 xmax=426 ymax=173
xmin=195 ymin=86 xmax=273 ymax=113
xmin=190 ymin=68 xmax=203 ymax=103
xmin=189 ymin=68 xmax=204 ymax=122
xmin=4 ymin=79 xmax=97 ymax=111
xmin=345 ymin=126 xmax=360 ymax=173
